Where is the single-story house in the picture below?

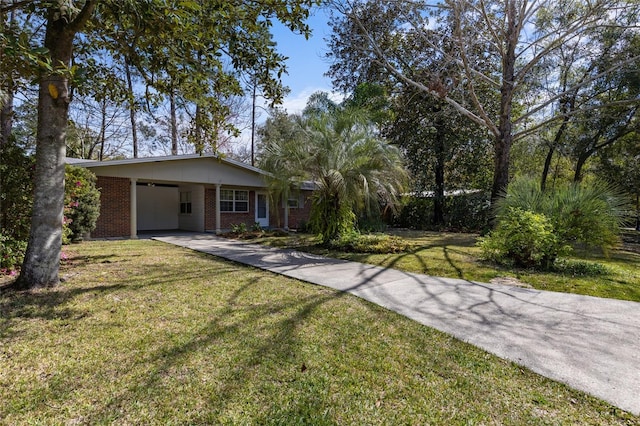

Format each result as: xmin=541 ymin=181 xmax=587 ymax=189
xmin=70 ymin=154 xmax=313 ymax=239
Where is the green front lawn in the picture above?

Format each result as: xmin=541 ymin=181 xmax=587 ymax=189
xmin=1 ymin=240 xmax=637 ymax=424
xmin=253 ymin=229 xmax=640 ymax=302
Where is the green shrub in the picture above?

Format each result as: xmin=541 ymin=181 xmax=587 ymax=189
xmin=296 ymin=219 xmax=310 ymax=233
xmin=356 ymin=215 xmax=387 ymax=233
xmin=310 ymin=196 xmax=355 ymax=245
xmin=394 ymin=191 xmax=491 ymax=231
xmin=329 ymin=230 xmax=409 ymax=254
xmin=64 ymin=165 xmax=101 ymax=242
xmin=230 ymin=223 xmax=247 ymax=234
xmin=446 ymin=191 xmax=492 ymax=231
xmin=1 ymin=141 xmax=34 ymax=274
xmin=0 ymin=233 xmax=28 ymax=273
xmin=496 ymin=177 xmax=627 ymax=253
xmin=553 ymin=259 xmax=610 ymax=277
xmin=394 ymin=197 xmax=432 ymax=229
xmin=478 ymin=207 xmax=566 ymax=269
xmin=0 ymin=140 xmax=34 ymax=242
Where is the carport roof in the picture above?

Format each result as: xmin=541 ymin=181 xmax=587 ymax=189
xmin=67 ymin=153 xmax=268 ymax=176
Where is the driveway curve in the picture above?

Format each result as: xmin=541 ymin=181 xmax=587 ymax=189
xmin=153 ymin=233 xmax=640 ymax=415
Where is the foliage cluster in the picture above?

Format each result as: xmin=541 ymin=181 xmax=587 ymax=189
xmin=0 ymin=157 xmax=101 ymax=273
xmin=63 ymin=166 xmax=101 ymax=243
xmin=496 ymin=177 xmax=628 ymax=251
xmin=309 ymin=196 xmax=356 ymax=245
xmin=0 ymin=141 xmax=34 ymax=273
xmin=395 ymin=192 xmax=492 ymax=232
xmin=478 ymin=207 xmax=566 ymax=269
xmin=3 ymin=0 xmax=321 ymax=288
xmin=255 ymin=228 xmax=640 ymax=302
xmin=0 ymin=140 xmax=34 ymax=241
xmin=259 ymin=94 xmax=408 ymax=245
xmin=230 ymin=223 xmax=249 ymax=234
xmin=327 ymin=230 xmax=409 ymax=254
xmin=0 ymin=234 xmax=27 ymax=274
xmin=229 ymin=222 xmax=266 ymax=235
xmin=479 ymin=177 xmax=628 ymax=269
xmin=553 ymin=259 xmax=610 ymax=277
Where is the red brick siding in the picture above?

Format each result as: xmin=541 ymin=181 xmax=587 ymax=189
xmin=92 ymin=176 xmax=130 ymax=238
xmin=272 ymin=190 xmax=313 ymax=229
xmin=204 ymin=188 xmax=257 ymax=231
xmin=288 ymin=192 xmax=313 ymax=229
xmin=204 ymin=188 xmax=216 ymax=230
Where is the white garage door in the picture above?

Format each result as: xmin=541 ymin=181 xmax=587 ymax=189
xmin=137 ymin=185 xmax=179 ymax=231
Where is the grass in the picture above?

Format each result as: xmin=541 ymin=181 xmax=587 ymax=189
xmin=252 ymin=229 xmax=640 ymax=302
xmin=1 ymin=240 xmax=638 ymax=424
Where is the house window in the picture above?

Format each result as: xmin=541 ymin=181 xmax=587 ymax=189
xmin=180 ymin=191 xmax=192 ymax=214
xmin=287 ymin=198 xmax=299 ymax=209
xmin=220 ymin=189 xmax=249 ymax=212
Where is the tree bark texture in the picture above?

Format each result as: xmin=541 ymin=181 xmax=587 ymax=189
xmin=16 ymin=2 xmax=98 ymax=289
xmin=0 ymin=86 xmax=13 ymax=147
xmin=573 ymin=153 xmax=588 ymax=182
xmin=125 ymin=59 xmax=138 ymax=158
xmin=170 ymin=89 xmax=178 ymax=155
xmin=491 ymin=0 xmax=517 ymax=204
xmin=433 ymin=123 xmax=446 ymax=226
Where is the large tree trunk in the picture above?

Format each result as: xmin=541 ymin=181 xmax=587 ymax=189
xmin=15 ymin=3 xmax=97 ymax=290
xmin=0 ymin=86 xmax=13 ymax=147
xmin=98 ymin=97 xmax=107 ymax=160
xmin=125 ymin=59 xmax=139 ymax=158
xmin=170 ymin=89 xmax=178 ymax=155
xmin=195 ymin=103 xmax=204 ymax=155
xmin=1 ymin=7 xmax=14 ymax=147
xmin=540 ymin=145 xmax=555 ymax=191
xmin=490 ymin=0 xmax=517 ymax=205
xmin=636 ymin=194 xmax=640 ymax=231
xmin=573 ymin=153 xmax=588 ymax=182
xmin=433 ymin=123 xmax=445 ymax=227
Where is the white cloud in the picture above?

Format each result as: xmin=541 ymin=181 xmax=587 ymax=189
xmin=279 ymin=87 xmax=345 ymax=114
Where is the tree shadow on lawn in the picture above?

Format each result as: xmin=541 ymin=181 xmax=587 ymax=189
xmin=0 ymin=255 xmax=231 ymax=341
xmin=70 ymin=271 xmax=355 ymax=424
xmin=6 ymin=243 xmax=639 ymax=422
xmin=349 ymin=243 xmax=474 ymax=281
xmin=1 ymin=247 xmax=357 ymax=423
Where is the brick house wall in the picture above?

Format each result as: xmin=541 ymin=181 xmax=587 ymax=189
xmin=272 ymin=189 xmax=313 ymax=229
xmin=93 ymin=179 xmax=313 ymax=237
xmin=93 ymin=176 xmax=130 ymax=238
xmin=204 ymin=188 xmax=259 ymax=231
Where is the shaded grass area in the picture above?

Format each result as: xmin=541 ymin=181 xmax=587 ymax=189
xmin=253 ymin=229 xmax=640 ymax=302
xmin=1 ymin=240 xmax=638 ymax=424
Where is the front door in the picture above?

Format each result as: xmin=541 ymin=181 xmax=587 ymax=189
xmin=255 ymin=192 xmax=269 ymax=228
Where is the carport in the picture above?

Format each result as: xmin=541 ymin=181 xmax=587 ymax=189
xmin=73 ymin=154 xmax=272 ymax=238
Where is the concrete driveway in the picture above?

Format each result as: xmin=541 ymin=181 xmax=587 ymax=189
xmin=154 ymin=233 xmax=640 ymax=415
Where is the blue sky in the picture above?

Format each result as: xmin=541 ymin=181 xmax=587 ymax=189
xmin=269 ymin=6 xmax=342 ymax=113
xmin=228 ymin=7 xmax=341 ymax=155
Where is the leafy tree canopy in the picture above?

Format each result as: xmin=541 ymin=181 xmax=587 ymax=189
xmin=2 ymin=0 xmax=320 ymax=289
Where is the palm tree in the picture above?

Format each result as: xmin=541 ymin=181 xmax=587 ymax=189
xmin=258 ymin=109 xmax=308 ymax=229
xmin=260 ymin=97 xmax=408 ymax=243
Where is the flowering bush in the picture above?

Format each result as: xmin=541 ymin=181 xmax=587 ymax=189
xmin=64 ymin=165 xmax=101 ymax=242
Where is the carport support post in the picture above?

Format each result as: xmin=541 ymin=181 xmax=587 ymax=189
xmin=215 ymin=183 xmax=221 ymax=234
xmin=130 ymin=178 xmax=138 ymax=238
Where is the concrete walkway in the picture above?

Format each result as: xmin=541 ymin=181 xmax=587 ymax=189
xmin=153 ymin=233 xmax=640 ymax=415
